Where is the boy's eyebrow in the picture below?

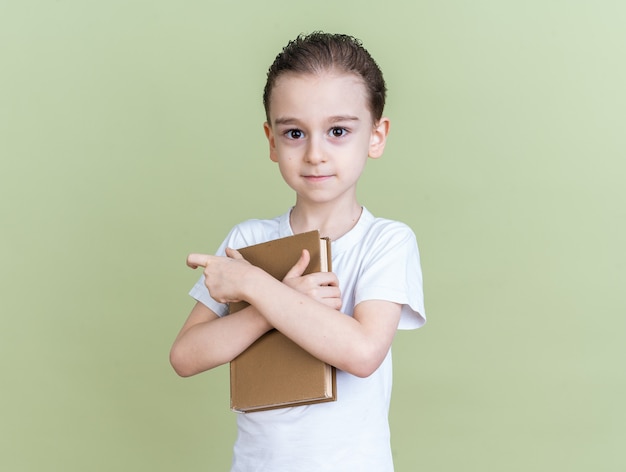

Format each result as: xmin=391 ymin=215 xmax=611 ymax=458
xmin=273 ymin=115 xmax=361 ymax=126
xmin=273 ymin=117 xmax=299 ymax=126
xmin=329 ymin=115 xmax=360 ymax=123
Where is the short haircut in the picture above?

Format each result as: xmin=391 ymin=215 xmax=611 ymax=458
xmin=263 ymin=32 xmax=387 ymax=123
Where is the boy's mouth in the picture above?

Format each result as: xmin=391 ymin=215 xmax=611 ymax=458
xmin=303 ymin=174 xmax=333 ymax=182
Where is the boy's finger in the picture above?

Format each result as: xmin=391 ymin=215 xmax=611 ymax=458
xmin=186 ymin=253 xmax=211 ymax=269
xmin=284 ymin=249 xmax=310 ymax=280
xmin=314 ymin=271 xmax=339 ymax=287
xmin=225 ymin=247 xmax=244 ymax=260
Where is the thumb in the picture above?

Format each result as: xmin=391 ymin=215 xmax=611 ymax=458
xmin=283 ymin=249 xmax=310 ymax=281
xmin=225 ymin=247 xmax=244 ymax=260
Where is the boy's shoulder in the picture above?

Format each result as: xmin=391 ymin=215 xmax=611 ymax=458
xmin=361 ymin=209 xmax=417 ymax=241
xmin=334 ymin=208 xmax=418 ymax=255
xmin=233 ymin=215 xmax=281 ymax=233
xmin=226 ymin=212 xmax=288 ymax=249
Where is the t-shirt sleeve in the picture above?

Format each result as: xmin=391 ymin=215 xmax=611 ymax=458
xmin=354 ymin=224 xmax=426 ymax=330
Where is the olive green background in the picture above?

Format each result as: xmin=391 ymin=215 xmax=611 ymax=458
xmin=1 ymin=1 xmax=624 ymax=471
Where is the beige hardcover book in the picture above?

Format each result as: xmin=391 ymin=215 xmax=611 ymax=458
xmin=229 ymin=230 xmax=337 ymax=413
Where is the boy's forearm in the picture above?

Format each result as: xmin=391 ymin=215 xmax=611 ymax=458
xmin=243 ymin=270 xmax=383 ymax=377
xmin=171 ymin=305 xmax=272 ymax=377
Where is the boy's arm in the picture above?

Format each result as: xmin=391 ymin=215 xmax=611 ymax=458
xmin=169 ymin=302 xmax=272 ymax=377
xmin=192 ymin=249 xmax=402 ymax=378
xmin=251 ymin=278 xmax=401 ymax=379
xmin=170 ymin=249 xmax=344 ymax=377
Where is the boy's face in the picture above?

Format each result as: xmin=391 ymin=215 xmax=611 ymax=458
xmin=264 ymin=71 xmax=389 ymax=209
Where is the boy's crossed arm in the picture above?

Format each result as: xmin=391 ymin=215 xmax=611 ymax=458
xmin=175 ymin=248 xmax=401 ymax=379
xmin=170 ymin=249 xmax=342 ymax=377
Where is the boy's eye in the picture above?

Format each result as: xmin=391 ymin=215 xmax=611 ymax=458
xmin=329 ymin=127 xmax=348 ymax=138
xmin=286 ymin=129 xmax=304 ymax=139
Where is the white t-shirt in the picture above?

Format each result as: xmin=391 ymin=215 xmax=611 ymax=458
xmin=190 ymin=207 xmax=425 ymax=472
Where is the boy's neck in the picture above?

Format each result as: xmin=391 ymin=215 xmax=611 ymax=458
xmin=290 ymin=201 xmax=363 ymax=241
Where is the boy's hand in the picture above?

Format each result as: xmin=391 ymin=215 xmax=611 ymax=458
xmin=283 ymin=249 xmax=342 ymax=311
xmin=187 ymin=248 xmax=256 ymax=304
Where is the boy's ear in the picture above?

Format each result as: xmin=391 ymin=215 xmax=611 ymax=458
xmin=264 ymin=122 xmax=279 ymax=162
xmin=368 ymin=117 xmax=390 ymax=159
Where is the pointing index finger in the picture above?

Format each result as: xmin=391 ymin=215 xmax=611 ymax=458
xmin=186 ymin=253 xmax=211 ymax=269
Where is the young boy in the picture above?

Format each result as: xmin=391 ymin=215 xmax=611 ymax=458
xmin=170 ymin=32 xmax=426 ymax=471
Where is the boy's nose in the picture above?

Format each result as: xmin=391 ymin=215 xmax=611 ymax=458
xmin=304 ymin=139 xmax=326 ymax=164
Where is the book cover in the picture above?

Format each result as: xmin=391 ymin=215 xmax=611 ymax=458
xmin=229 ymin=230 xmax=337 ymax=413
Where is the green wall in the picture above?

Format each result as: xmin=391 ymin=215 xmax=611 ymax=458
xmin=2 ymin=1 xmax=624 ymax=470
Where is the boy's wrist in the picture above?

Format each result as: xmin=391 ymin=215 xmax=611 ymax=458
xmin=240 ymin=264 xmax=274 ymax=304
xmin=244 ymin=265 xmax=292 ymax=318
